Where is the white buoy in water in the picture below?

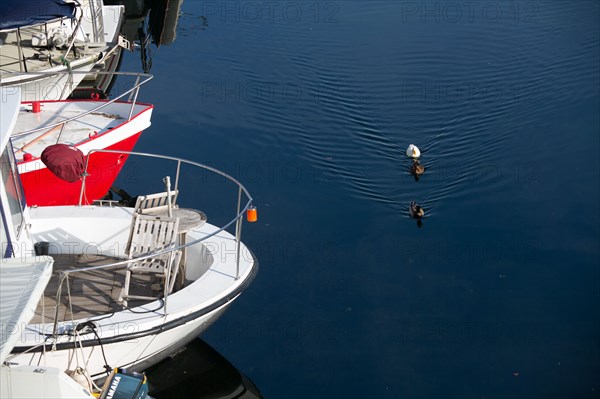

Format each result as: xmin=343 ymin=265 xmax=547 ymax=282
xmin=406 ymin=144 xmax=421 ymax=158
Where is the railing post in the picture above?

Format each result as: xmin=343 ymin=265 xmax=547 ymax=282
xmin=78 ymin=153 xmax=93 ymax=206
xmin=164 ymin=176 xmax=173 ymax=218
xmin=174 ymin=160 xmax=181 ymax=192
xmin=63 ymin=14 xmax=82 ymax=61
xmin=164 ymin=289 xmax=168 ymax=315
xmin=55 ymin=123 xmax=67 ymax=144
xmin=235 ymin=187 xmax=243 ymax=280
xmin=16 ymin=29 xmax=25 ymax=73
xmin=128 ymin=75 xmax=141 ymax=120
xmin=52 ymin=272 xmax=69 ymax=338
xmin=128 ymin=74 xmax=142 ymax=101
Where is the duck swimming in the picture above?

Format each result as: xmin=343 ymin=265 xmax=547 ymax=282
xmin=410 ymin=159 xmax=425 ymax=177
xmin=409 ymin=201 xmax=425 ymax=218
xmin=406 ymin=144 xmax=421 ymax=159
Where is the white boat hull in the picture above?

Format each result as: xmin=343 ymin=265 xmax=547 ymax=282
xmin=0 ymin=365 xmax=94 ymax=398
xmin=11 ymin=300 xmax=233 ymax=379
xmin=7 ymin=206 xmax=258 ymax=381
xmin=6 ymin=60 xmax=96 ymax=102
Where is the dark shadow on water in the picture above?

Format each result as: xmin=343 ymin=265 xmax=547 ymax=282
xmin=145 ymin=338 xmax=262 ymax=399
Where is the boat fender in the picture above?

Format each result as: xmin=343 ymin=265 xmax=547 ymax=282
xmin=69 ymin=367 xmax=93 ymax=393
xmin=247 ymin=206 xmax=258 ymax=222
xmin=41 ymin=144 xmax=85 ymax=183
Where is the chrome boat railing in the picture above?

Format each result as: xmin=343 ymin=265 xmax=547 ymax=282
xmin=7 ymin=71 xmax=153 ymax=142
xmin=47 ymin=149 xmax=254 ymax=337
xmin=0 ymin=1 xmax=110 ymax=76
xmin=0 ymin=15 xmax=82 ymax=75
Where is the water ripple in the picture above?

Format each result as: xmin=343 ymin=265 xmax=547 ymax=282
xmin=180 ymin=1 xmax=598 ymax=220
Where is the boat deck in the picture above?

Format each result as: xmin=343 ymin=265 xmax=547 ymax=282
xmin=11 ymin=104 xmax=124 ymax=160
xmin=31 ymin=254 xmax=157 ymax=324
xmin=0 ymin=29 xmax=80 ymax=74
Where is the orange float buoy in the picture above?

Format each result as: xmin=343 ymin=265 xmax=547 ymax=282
xmin=23 ymin=153 xmax=33 ymax=162
xmin=246 ymin=206 xmax=258 ymax=222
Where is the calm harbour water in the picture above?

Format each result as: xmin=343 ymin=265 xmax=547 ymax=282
xmin=115 ymin=1 xmax=599 ymax=398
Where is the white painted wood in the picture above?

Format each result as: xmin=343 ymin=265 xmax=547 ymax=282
xmin=121 ymin=214 xmax=181 ymax=307
xmin=134 ymin=190 xmax=180 ymax=215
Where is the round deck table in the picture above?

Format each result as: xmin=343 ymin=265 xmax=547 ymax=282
xmin=145 ymin=207 xmax=207 ymax=288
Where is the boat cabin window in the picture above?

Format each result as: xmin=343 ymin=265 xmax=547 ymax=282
xmin=1 ymin=142 xmax=25 ymax=239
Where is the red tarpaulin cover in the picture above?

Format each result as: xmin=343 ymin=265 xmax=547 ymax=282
xmin=40 ymin=144 xmax=85 ymax=183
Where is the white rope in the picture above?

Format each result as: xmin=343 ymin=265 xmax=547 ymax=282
xmin=73 ymin=330 xmax=83 ymax=370
xmin=41 ymin=293 xmax=46 ymax=366
xmin=66 ymin=274 xmax=75 ymax=324
xmin=73 ymin=329 xmax=101 ymax=393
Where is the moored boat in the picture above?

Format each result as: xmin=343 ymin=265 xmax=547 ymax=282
xmin=0 ymin=257 xmax=96 ymax=399
xmin=0 ymin=88 xmax=152 ymax=399
xmin=1 ymin=87 xmax=259 ymax=381
xmin=10 ymin=71 xmax=153 ymax=206
xmin=0 ymin=0 xmax=128 ymax=101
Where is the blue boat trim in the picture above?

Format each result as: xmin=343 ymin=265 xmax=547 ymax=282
xmin=0 ymin=0 xmax=76 ymax=30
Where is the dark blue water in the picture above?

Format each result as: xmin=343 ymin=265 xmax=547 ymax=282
xmin=118 ymin=1 xmax=600 ymax=398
